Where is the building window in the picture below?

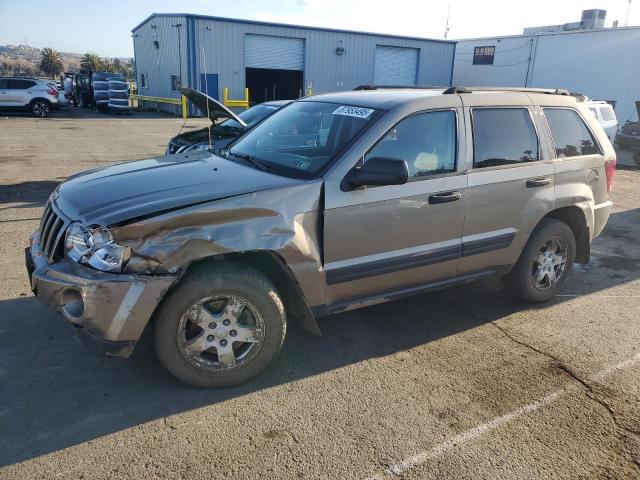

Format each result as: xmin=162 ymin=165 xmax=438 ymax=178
xmin=473 ymin=46 xmax=495 ymax=65
xmin=171 ymin=74 xmax=181 ymax=92
xmin=140 ymin=73 xmax=147 ymax=88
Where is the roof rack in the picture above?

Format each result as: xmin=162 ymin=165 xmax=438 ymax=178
xmin=443 ymin=86 xmax=571 ymax=96
xmin=353 ymin=84 xmax=446 ymax=91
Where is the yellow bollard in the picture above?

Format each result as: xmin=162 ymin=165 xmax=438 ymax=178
xmin=181 ymin=94 xmax=187 ymax=119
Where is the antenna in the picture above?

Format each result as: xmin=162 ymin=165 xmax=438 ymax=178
xmin=444 ymin=5 xmax=451 ymax=40
xmin=202 ymin=26 xmax=212 ymax=149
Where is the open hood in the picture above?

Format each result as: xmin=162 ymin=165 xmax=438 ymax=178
xmin=180 ymin=87 xmax=247 ymax=126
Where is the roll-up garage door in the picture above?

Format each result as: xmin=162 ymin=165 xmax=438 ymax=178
xmin=373 ymin=46 xmax=419 ymax=85
xmin=245 ymin=34 xmax=304 ymax=70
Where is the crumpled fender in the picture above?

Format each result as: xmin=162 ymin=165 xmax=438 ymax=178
xmin=111 ymin=181 xmax=326 ymax=309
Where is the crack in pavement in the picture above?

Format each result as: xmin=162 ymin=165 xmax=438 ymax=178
xmin=453 ymin=297 xmax=640 ymax=473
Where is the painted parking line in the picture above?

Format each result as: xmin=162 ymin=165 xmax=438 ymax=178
xmin=366 ymin=352 xmax=640 ymax=479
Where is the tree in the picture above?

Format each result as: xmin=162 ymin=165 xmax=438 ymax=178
xmin=39 ymin=48 xmax=63 ymax=78
xmin=80 ymin=53 xmax=103 ymax=71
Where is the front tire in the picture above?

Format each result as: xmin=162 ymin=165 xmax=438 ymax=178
xmin=154 ymin=263 xmax=286 ymax=387
xmin=504 ymin=218 xmax=576 ymax=303
xmin=31 ymin=100 xmax=51 ymax=118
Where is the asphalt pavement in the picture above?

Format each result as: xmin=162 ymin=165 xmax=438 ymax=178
xmin=1 ymin=108 xmax=639 ymax=479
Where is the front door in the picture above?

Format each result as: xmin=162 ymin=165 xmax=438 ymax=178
xmin=323 ymin=104 xmax=467 ymax=305
xmin=458 ymin=98 xmax=555 ymax=275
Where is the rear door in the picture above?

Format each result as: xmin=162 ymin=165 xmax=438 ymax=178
xmin=458 ymin=94 xmax=555 ymax=275
xmin=322 ymin=96 xmax=467 ymax=304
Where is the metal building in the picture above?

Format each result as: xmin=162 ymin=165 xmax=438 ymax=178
xmin=452 ymin=24 xmax=640 ymax=123
xmin=131 ymin=13 xmax=456 ymax=115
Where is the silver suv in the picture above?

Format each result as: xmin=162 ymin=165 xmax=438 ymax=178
xmin=0 ymin=77 xmax=60 ymax=117
xmin=26 ymin=86 xmax=616 ymax=387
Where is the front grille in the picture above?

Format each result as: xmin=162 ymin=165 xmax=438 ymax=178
xmin=39 ymin=202 xmax=69 ymax=262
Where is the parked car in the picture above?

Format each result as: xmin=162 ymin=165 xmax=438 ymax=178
xmin=0 ymin=77 xmax=59 ymax=117
xmin=166 ymin=87 xmax=290 ymax=154
xmin=26 ymin=86 xmax=616 ymax=387
xmin=614 ymin=120 xmax=640 ymax=150
xmin=586 ymin=100 xmax=618 ymax=144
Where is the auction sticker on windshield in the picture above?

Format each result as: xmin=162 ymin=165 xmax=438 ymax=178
xmin=333 ymin=106 xmax=375 ymax=119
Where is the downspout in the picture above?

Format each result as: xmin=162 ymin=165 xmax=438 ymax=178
xmin=524 ymin=38 xmax=534 ymax=87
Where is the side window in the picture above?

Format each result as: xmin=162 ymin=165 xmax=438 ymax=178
xmin=140 ymin=73 xmax=147 ymax=88
xmin=599 ymin=106 xmax=616 ymax=122
xmin=472 ymin=108 xmax=539 ymax=168
xmin=0 ymin=79 xmax=8 ymax=89
xmin=365 ymin=110 xmax=457 ymax=179
xmin=543 ymin=108 xmax=601 ymax=158
xmin=8 ymin=79 xmax=36 ymax=89
xmin=588 ymin=107 xmax=598 ymax=119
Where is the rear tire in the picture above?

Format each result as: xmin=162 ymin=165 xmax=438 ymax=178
xmin=504 ymin=218 xmax=576 ymax=303
xmin=154 ymin=263 xmax=286 ymax=387
xmin=31 ymin=100 xmax=51 ymax=118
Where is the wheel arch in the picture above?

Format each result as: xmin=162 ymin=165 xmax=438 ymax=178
xmin=542 ymin=206 xmax=590 ymax=264
xmin=178 ymin=251 xmax=322 ymax=336
xmin=29 ymin=97 xmax=52 ymax=106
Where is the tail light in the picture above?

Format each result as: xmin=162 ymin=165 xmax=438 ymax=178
xmin=47 ymin=86 xmax=58 ymax=97
xmin=605 ymin=158 xmax=616 ymax=195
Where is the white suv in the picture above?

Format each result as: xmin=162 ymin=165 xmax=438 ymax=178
xmin=0 ymin=77 xmax=60 ymax=117
xmin=587 ymin=101 xmax=618 ymax=144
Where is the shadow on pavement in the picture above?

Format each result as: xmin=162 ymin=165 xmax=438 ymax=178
xmin=0 ymin=208 xmax=638 ymax=467
xmin=0 ymin=181 xmax=59 ymax=209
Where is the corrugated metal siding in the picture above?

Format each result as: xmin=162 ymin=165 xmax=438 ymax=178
xmin=132 ymin=15 xmax=188 ymax=114
xmin=245 ymin=34 xmax=304 ymax=70
xmin=373 ymin=46 xmax=418 ymax=85
xmin=133 ymin=15 xmax=455 ymax=115
xmin=453 ymin=28 xmax=640 ymax=122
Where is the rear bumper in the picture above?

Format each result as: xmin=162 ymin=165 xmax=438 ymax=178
xmin=593 ymin=200 xmax=613 ymax=239
xmin=26 ymin=232 xmax=176 ymax=357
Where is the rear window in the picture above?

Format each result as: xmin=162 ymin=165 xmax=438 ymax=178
xmin=543 ymin=108 xmax=601 ymax=158
xmin=472 ymin=108 xmax=539 ymax=168
xmin=8 ymin=79 xmax=36 ymax=89
xmin=599 ymin=106 xmax=616 ymax=122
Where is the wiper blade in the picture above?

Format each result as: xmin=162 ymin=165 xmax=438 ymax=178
xmin=226 ymin=150 xmax=270 ymax=172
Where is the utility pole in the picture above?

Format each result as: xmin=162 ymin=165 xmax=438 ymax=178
xmin=626 ymin=0 xmax=633 ymax=27
xmin=172 ymin=23 xmax=183 ymax=91
xmin=444 ymin=5 xmax=451 ymax=40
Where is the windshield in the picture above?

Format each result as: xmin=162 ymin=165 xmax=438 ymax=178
xmin=219 ymin=104 xmax=280 ymax=130
xmin=227 ymin=101 xmax=381 ymax=177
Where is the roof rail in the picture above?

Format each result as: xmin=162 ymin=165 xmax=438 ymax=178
xmin=353 ymin=84 xmax=447 ymax=91
xmin=444 ymin=86 xmax=571 ymax=96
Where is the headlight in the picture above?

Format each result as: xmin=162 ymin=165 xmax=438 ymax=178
xmin=64 ymin=223 xmax=129 ymax=272
xmin=184 ymin=142 xmax=211 ymax=152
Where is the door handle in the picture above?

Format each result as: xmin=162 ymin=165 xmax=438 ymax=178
xmin=526 ymin=177 xmax=551 ymax=188
xmin=429 ymin=191 xmax=462 ymax=204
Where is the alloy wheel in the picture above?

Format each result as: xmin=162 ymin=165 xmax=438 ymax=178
xmin=176 ymin=294 xmax=265 ymax=371
xmin=532 ymin=236 xmax=568 ymax=290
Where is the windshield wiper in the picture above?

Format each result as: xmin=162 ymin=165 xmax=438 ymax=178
xmin=225 ymin=149 xmax=270 ymax=172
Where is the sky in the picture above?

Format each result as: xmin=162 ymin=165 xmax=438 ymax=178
xmin=1 ymin=0 xmax=639 ymax=57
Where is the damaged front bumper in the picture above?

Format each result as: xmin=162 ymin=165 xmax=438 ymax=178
xmin=25 ymin=232 xmax=177 ymax=357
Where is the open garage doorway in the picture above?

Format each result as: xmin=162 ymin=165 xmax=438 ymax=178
xmin=246 ymin=68 xmax=303 ymax=104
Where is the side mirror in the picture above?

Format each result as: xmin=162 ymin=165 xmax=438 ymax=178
xmin=343 ymin=157 xmax=409 ymax=189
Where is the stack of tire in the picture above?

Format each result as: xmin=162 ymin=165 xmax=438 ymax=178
xmin=92 ymin=72 xmax=110 ymax=113
xmin=107 ymin=75 xmax=130 ymax=114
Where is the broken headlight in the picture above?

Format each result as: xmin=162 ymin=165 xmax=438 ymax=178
xmin=64 ymin=222 xmax=129 ymax=272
